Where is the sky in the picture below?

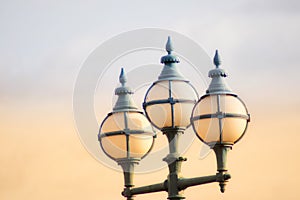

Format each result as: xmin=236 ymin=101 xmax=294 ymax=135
xmin=1 ymin=0 xmax=300 ymax=199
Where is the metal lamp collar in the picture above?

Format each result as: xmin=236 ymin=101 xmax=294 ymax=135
xmin=113 ymin=68 xmax=140 ymax=112
xmin=206 ymin=50 xmax=234 ymax=95
xmin=157 ymin=36 xmax=187 ymax=81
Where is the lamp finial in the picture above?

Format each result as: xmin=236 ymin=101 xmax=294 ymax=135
xmin=113 ymin=68 xmax=138 ymax=112
xmin=166 ymin=36 xmax=174 ymax=54
xmin=213 ymin=50 xmax=221 ymax=68
xmin=119 ymin=68 xmax=127 ymax=86
xmin=160 ymin=36 xmax=180 ymax=65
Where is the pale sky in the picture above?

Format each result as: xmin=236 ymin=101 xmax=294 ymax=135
xmin=1 ymin=1 xmax=300 ymax=200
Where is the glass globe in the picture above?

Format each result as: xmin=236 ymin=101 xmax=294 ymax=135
xmin=144 ymin=80 xmax=198 ymax=130
xmin=191 ymin=94 xmax=249 ymax=145
xmin=99 ymin=111 xmax=155 ymax=160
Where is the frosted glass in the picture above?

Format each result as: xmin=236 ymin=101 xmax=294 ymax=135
xmin=222 ymin=118 xmax=247 ymax=142
xmin=126 ymin=112 xmax=153 ymax=132
xmin=101 ymin=135 xmax=127 ymax=159
xmin=146 ymin=80 xmax=198 ymax=101
xmin=193 ymin=95 xmax=218 ymax=115
xmin=144 ymin=80 xmax=198 ymax=129
xmin=194 ymin=118 xmax=220 ymax=143
xmin=194 ymin=118 xmax=247 ymax=144
xmin=146 ymin=81 xmax=170 ymax=101
xmin=192 ymin=94 xmax=248 ymax=144
xmin=193 ymin=95 xmax=247 ymax=116
xmin=170 ymin=81 xmax=198 ymax=100
xmin=146 ymin=104 xmax=171 ymax=128
xmin=129 ymin=134 xmax=153 ymax=158
xmin=101 ymin=135 xmax=153 ymax=159
xmin=100 ymin=111 xmax=155 ymax=159
xmin=101 ymin=112 xmax=125 ymax=133
xmin=101 ymin=112 xmax=153 ymax=133
xmin=146 ymin=103 xmax=196 ymax=129
xmin=173 ymin=103 xmax=195 ymax=127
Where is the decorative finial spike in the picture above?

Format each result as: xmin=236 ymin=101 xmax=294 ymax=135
xmin=119 ymin=68 xmax=127 ymax=86
xmin=213 ymin=50 xmax=221 ymax=68
xmin=219 ymin=182 xmax=226 ymax=193
xmin=114 ymin=68 xmax=137 ymax=111
xmin=166 ymin=36 xmax=174 ymax=54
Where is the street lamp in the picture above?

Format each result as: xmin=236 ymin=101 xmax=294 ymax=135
xmin=98 ymin=68 xmax=156 ymax=194
xmin=98 ymin=37 xmax=250 ymax=200
xmin=191 ymin=50 xmax=250 ymax=192
xmin=143 ymin=36 xmax=198 ymax=131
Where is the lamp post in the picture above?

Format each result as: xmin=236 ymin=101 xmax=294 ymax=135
xmin=98 ymin=37 xmax=250 ymax=199
xmin=98 ymin=68 xmax=156 ymax=200
xmin=190 ymin=50 xmax=250 ymax=192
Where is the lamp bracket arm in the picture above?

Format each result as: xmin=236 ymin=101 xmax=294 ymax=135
xmin=122 ymin=179 xmax=168 ymax=197
xmin=177 ymin=173 xmax=231 ymax=191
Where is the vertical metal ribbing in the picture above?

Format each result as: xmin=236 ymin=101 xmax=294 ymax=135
xmin=216 ymin=95 xmax=223 ymax=143
xmin=124 ymin=112 xmax=130 ymax=158
xmin=169 ymin=80 xmax=175 ymax=128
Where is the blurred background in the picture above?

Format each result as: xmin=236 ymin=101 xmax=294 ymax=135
xmin=1 ymin=0 xmax=300 ymax=199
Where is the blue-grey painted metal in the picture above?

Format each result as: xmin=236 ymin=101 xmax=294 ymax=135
xmin=122 ymin=173 xmax=231 ymax=197
xmin=113 ymin=68 xmax=140 ymax=112
xmin=98 ymin=39 xmax=249 ymax=199
xmin=158 ymin=36 xmax=185 ymax=81
xmin=206 ymin=50 xmax=233 ymax=95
